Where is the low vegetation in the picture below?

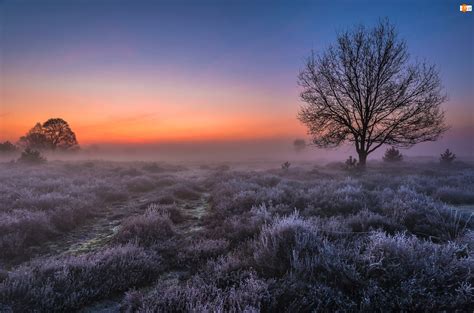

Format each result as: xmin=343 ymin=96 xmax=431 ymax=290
xmin=383 ymin=147 xmax=403 ymax=162
xmin=17 ymin=148 xmax=46 ymax=165
xmin=0 ymin=160 xmax=472 ymax=312
xmin=440 ymin=148 xmax=456 ymax=164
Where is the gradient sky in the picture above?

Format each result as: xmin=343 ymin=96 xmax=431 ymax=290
xmin=0 ymin=0 xmax=473 ymax=155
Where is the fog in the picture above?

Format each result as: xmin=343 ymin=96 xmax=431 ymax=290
xmin=5 ymin=131 xmax=470 ymax=164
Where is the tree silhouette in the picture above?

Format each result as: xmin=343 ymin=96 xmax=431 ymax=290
xmin=19 ymin=118 xmax=79 ymax=151
xmin=19 ymin=123 xmax=52 ymax=150
xmin=298 ymin=20 xmax=448 ymax=167
xmin=383 ymin=147 xmax=403 ymax=162
xmin=440 ymin=149 xmax=456 ymax=164
xmin=17 ymin=148 xmax=46 ymax=164
xmin=0 ymin=141 xmax=18 ymax=154
xmin=42 ymin=118 xmax=78 ymax=150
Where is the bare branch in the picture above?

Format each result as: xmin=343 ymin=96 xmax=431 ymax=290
xmin=297 ymin=19 xmax=448 ymax=166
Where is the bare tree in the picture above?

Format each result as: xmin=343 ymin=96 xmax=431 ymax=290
xmin=298 ymin=20 xmax=448 ymax=166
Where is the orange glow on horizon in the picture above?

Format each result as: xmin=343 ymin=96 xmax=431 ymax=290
xmin=0 ymin=73 xmax=306 ymax=144
xmin=1 ymin=69 xmax=469 ymax=146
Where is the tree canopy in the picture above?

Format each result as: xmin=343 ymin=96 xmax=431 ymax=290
xmin=19 ymin=118 xmax=79 ymax=151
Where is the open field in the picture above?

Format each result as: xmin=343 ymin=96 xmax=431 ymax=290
xmin=0 ymin=160 xmax=473 ymax=312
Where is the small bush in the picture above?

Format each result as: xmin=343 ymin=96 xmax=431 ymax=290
xmin=115 ymin=206 xmax=176 ymax=245
xmin=253 ymin=212 xmax=318 ymax=277
xmin=17 ymin=148 xmax=46 ymax=164
xmin=359 ymin=232 xmax=473 ymax=311
xmin=122 ymin=271 xmax=269 ymax=312
xmin=435 ymin=186 xmax=474 ymax=204
xmin=383 ymin=147 xmax=403 ymax=162
xmin=93 ymin=185 xmax=128 ymax=203
xmin=178 ymin=239 xmax=229 ymax=269
xmin=0 ymin=141 xmax=18 ymax=155
xmin=141 ymin=162 xmax=163 ymax=173
xmin=126 ymin=176 xmax=155 ymax=192
xmin=0 ymin=245 xmax=161 ymax=312
xmin=170 ymin=184 xmax=201 ymax=200
xmin=345 ymin=209 xmax=401 ymax=234
xmin=205 ymin=204 xmax=272 ymax=248
xmin=345 ymin=156 xmax=357 ymax=169
xmin=0 ymin=210 xmax=56 ymax=259
xmin=440 ymin=148 xmax=456 ymax=164
xmin=215 ymin=164 xmax=230 ymax=171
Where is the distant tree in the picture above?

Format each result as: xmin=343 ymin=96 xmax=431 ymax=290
xmin=440 ymin=149 xmax=456 ymax=164
xmin=293 ymin=139 xmax=306 ymax=152
xmin=298 ymin=20 xmax=448 ymax=167
xmin=383 ymin=147 xmax=403 ymax=162
xmin=19 ymin=123 xmax=52 ymax=150
xmin=281 ymin=161 xmax=291 ymax=171
xmin=17 ymin=148 xmax=46 ymax=164
xmin=42 ymin=118 xmax=79 ymax=150
xmin=345 ymin=156 xmax=358 ymax=169
xmin=0 ymin=141 xmax=18 ymax=154
xmin=19 ymin=118 xmax=78 ymax=151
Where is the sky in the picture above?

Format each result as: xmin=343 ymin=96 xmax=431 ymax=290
xmin=0 ymin=0 xmax=473 ymax=158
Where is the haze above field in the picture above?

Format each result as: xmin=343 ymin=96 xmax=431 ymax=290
xmin=0 ymin=0 xmax=473 ymax=159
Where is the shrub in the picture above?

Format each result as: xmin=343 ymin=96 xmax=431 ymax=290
xmin=205 ymin=204 xmax=272 ymax=245
xmin=379 ymin=186 xmax=472 ymax=241
xmin=155 ymin=177 xmax=177 ymax=188
xmin=170 ymin=183 xmax=201 ymax=200
xmin=1 ymin=160 xmax=473 ymax=312
xmin=17 ymin=148 xmax=46 ymax=164
xmin=178 ymin=239 xmax=229 ymax=269
xmin=0 ymin=141 xmax=18 ymax=155
xmin=0 ymin=210 xmax=56 ymax=259
xmin=434 ymin=186 xmax=474 ymax=204
xmin=440 ymin=148 xmax=456 ymax=164
xmin=253 ymin=212 xmax=318 ymax=277
xmin=93 ymin=185 xmax=128 ymax=203
xmin=153 ymin=203 xmax=185 ymax=224
xmin=359 ymin=232 xmax=473 ymax=311
xmin=122 ymin=271 xmax=269 ymax=312
xmin=345 ymin=209 xmax=402 ymax=234
xmin=115 ymin=205 xmax=176 ymax=245
xmin=383 ymin=147 xmax=403 ymax=162
xmin=0 ymin=245 xmax=161 ymax=312
xmin=155 ymin=195 xmax=177 ymax=205
xmin=119 ymin=167 xmax=142 ymax=177
xmin=126 ymin=176 xmax=156 ymax=192
xmin=265 ymin=278 xmax=357 ymax=312
xmin=345 ymin=156 xmax=357 ymax=169
xmin=141 ymin=162 xmax=163 ymax=173
xmin=215 ymin=164 xmax=230 ymax=171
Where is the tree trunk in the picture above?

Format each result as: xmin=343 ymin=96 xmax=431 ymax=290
xmin=358 ymin=152 xmax=367 ymax=167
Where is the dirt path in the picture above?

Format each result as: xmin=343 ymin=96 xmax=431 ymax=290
xmin=44 ymin=196 xmax=152 ymax=257
xmin=8 ymin=187 xmax=210 ymax=271
xmin=78 ymin=192 xmax=211 ymax=313
xmin=0 ymin=196 xmax=153 ymax=270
